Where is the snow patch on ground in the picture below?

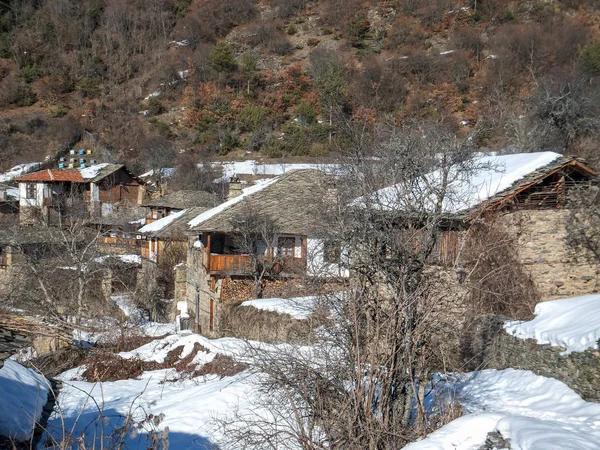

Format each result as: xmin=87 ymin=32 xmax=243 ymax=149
xmin=240 ymin=296 xmax=316 ymax=319
xmin=406 ymin=368 xmax=600 ymax=450
xmin=46 ymin=333 xmax=287 ymax=449
xmin=504 ymin=294 xmax=600 ymax=354
xmin=0 ymin=360 xmax=49 ymax=441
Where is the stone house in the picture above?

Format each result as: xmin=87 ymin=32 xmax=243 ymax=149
xmin=135 ymin=191 xmax=218 ymax=306
xmin=0 ymin=186 xmax=18 ymax=224
xmin=367 ymin=151 xmax=598 ymax=300
xmin=14 ymin=164 xmax=145 ymax=225
xmin=184 ymin=169 xmax=346 ymax=334
xmin=142 ymin=190 xmax=218 ymax=224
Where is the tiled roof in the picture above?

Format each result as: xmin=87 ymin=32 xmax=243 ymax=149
xmin=15 ymin=169 xmax=85 ymax=182
xmin=14 ymin=164 xmax=141 ymax=184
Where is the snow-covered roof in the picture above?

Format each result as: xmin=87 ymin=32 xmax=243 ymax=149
xmin=139 ymin=209 xmax=188 ymax=234
xmin=212 ymin=160 xmax=341 ymax=179
xmin=0 ymin=163 xmax=43 ymax=183
xmin=358 ymin=152 xmax=593 ymax=216
xmin=188 ymin=169 xmax=332 ymax=235
xmin=188 ymin=177 xmax=278 ymax=229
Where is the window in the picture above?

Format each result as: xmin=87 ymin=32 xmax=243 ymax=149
xmin=278 ymin=237 xmax=295 ymax=257
xmin=323 ymin=241 xmax=341 ymax=263
xmin=25 ymin=183 xmax=36 ymax=200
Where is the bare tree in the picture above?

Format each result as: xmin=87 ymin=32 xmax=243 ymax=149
xmin=229 ymin=204 xmax=281 ymax=298
xmin=218 ymin=124 xmax=490 ymax=449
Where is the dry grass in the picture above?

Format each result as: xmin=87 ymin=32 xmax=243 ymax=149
xmin=195 ymin=354 xmax=248 ymax=378
xmin=219 ymin=303 xmax=315 ymax=344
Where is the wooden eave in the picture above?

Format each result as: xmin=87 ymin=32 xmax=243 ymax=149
xmin=465 ymin=159 xmax=598 ymax=223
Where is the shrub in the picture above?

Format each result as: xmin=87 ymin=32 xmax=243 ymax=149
xmin=268 ymin=35 xmax=294 ymax=55
xmin=147 ymin=96 xmax=166 ymax=116
xmin=346 ymin=16 xmax=370 ymax=49
xmin=580 ymin=40 xmax=600 ymax=75
xmin=51 ymin=105 xmax=69 ymax=118
xmin=195 ymin=354 xmax=248 ymax=378
xmin=262 ymin=138 xmax=285 ymax=157
xmin=14 ymin=83 xmax=37 ymax=107
xmin=239 ymin=104 xmax=269 ymax=131
xmin=286 ymin=24 xmax=297 ymax=35
xmin=19 ymin=63 xmax=41 ymax=83
xmin=209 ymin=42 xmax=238 ymax=73
xmin=293 ymin=102 xmax=317 ymax=124
xmin=151 ymin=119 xmax=174 ymax=138
xmin=76 ymin=77 xmax=100 ymax=98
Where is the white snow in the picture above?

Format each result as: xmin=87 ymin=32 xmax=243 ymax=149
xmin=0 ymin=360 xmax=50 ymax=441
xmin=45 ymin=333 xmax=288 ymax=449
xmin=406 ymin=368 xmax=600 ymax=450
xmin=80 ymin=162 xmax=110 ymax=179
xmin=188 ymin=177 xmax=279 ymax=228
xmin=212 ymin=160 xmax=341 ymax=179
xmin=95 ymin=254 xmax=142 ymax=265
xmin=129 ymin=217 xmax=146 ymax=225
xmin=240 ymin=296 xmax=316 ymax=320
xmin=0 ymin=162 xmax=42 ymax=182
xmin=111 ymin=295 xmax=138 ymax=317
xmin=504 ymin=294 xmax=600 ymax=354
xmin=361 ymin=151 xmax=562 ymax=214
xmin=139 ymin=209 xmax=187 ymax=233
xmin=139 ymin=168 xmax=177 ymax=179
xmin=144 ymin=90 xmax=161 ymax=101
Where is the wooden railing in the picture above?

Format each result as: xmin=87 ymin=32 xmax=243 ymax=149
xmin=208 ymin=254 xmax=253 ymax=274
xmin=207 ymin=254 xmax=307 ymax=276
xmin=100 ymin=236 xmax=144 ymax=247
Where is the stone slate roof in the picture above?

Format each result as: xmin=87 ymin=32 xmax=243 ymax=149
xmin=0 ymin=227 xmax=90 ymax=246
xmin=144 ymin=190 xmax=218 ymax=209
xmin=86 ymin=206 xmax=146 ymax=227
xmin=466 ymin=155 xmax=597 ymax=219
xmin=148 ymin=206 xmax=211 ymax=239
xmin=190 ymin=169 xmax=332 ymax=236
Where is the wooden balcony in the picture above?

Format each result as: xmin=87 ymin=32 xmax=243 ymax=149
xmin=206 ymin=253 xmax=306 ymax=276
xmin=207 ymin=254 xmax=252 ymax=274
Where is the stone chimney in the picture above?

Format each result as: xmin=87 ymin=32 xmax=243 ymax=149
xmin=227 ymin=176 xmax=242 ymax=200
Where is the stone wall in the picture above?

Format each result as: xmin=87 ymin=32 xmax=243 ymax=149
xmin=498 ymin=210 xmax=600 ymax=300
xmin=466 ymin=315 xmax=600 ymax=402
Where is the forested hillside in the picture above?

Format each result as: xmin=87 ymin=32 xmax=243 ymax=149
xmin=0 ymin=0 xmax=599 ymax=173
